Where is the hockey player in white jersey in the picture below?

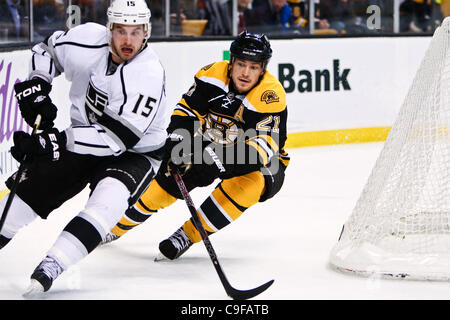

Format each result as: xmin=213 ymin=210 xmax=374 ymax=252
xmin=0 ymin=0 xmax=169 ymax=295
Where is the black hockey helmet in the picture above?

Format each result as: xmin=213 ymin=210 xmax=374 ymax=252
xmin=229 ymin=30 xmax=272 ymax=70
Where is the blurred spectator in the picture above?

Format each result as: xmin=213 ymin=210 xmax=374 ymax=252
xmin=149 ymin=0 xmax=191 ymax=35
xmin=286 ymin=0 xmax=325 ymax=33
xmin=73 ymin=0 xmax=97 ymax=23
xmin=287 ymin=0 xmax=307 ymax=29
xmin=0 ymin=0 xmax=29 ymax=42
xmin=93 ymin=0 xmax=110 ymax=25
xmin=197 ymin=0 xmax=228 ymax=35
xmin=170 ymin=0 xmax=188 ymax=25
xmin=246 ymin=0 xmax=295 ymax=34
xmin=33 ymin=0 xmax=64 ymax=41
xmin=148 ymin=0 xmax=165 ymax=35
xmin=400 ymin=0 xmax=432 ymax=31
xmin=319 ymin=0 xmax=369 ymax=33
xmin=217 ymin=0 xmax=253 ymax=34
xmin=400 ymin=0 xmax=442 ymax=32
xmin=432 ymin=0 xmax=444 ymax=26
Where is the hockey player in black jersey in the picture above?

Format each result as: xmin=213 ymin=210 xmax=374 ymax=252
xmin=0 ymin=0 xmax=169 ymax=295
xmin=105 ymin=31 xmax=290 ymax=261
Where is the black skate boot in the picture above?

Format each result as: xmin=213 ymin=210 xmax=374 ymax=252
xmin=100 ymin=232 xmax=120 ymax=245
xmin=158 ymin=227 xmax=193 ymax=260
xmin=23 ymin=256 xmax=63 ymax=297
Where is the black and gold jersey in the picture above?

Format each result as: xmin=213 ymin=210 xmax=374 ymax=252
xmin=168 ymin=60 xmax=289 ymax=174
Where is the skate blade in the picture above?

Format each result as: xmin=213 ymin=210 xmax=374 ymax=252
xmin=154 ymin=253 xmax=168 ymax=262
xmin=22 ymin=279 xmax=45 ymax=299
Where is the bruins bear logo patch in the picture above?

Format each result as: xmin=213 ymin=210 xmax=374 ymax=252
xmin=261 ymin=90 xmax=279 ymax=104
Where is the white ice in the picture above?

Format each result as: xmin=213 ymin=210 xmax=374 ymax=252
xmin=1 ymin=142 xmax=449 ymax=300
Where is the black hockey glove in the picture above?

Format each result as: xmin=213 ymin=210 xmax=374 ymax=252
xmin=164 ymin=132 xmax=194 ymax=176
xmin=14 ymin=78 xmax=57 ymax=130
xmin=11 ymin=128 xmax=67 ymax=164
xmin=182 ymin=143 xmax=229 ymax=187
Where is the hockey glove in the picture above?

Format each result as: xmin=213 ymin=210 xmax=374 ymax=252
xmin=14 ymin=78 xmax=57 ymax=130
xmin=165 ymin=132 xmax=194 ymax=176
xmin=11 ymin=128 xmax=67 ymax=164
xmin=182 ymin=144 xmax=228 ymax=187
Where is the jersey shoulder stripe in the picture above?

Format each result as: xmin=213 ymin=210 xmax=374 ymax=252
xmin=53 ymin=23 xmax=109 ymax=48
xmin=119 ymin=46 xmax=165 ymax=94
xmin=244 ymin=71 xmax=286 ymax=114
xmin=195 ymin=61 xmax=229 ymax=89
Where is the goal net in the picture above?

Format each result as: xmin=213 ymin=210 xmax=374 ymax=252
xmin=329 ymin=17 xmax=450 ymax=280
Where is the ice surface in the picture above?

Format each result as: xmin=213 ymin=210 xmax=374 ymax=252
xmin=1 ymin=142 xmax=449 ymax=300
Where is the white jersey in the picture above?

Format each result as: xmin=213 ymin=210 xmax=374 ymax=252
xmin=29 ymin=22 xmax=169 ymax=159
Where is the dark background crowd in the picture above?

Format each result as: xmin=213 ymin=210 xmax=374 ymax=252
xmin=0 ymin=0 xmax=448 ymax=43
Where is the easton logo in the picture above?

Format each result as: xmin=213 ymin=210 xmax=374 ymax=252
xmin=15 ymin=84 xmax=42 ymax=101
xmin=49 ymin=133 xmax=60 ymax=161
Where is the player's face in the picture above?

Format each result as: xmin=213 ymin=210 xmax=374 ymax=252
xmin=231 ymin=58 xmax=264 ymax=93
xmin=111 ymin=24 xmax=146 ymax=63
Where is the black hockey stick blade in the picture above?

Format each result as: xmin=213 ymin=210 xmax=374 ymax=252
xmin=224 ymin=277 xmax=274 ymax=300
xmin=0 ymin=115 xmax=41 ymax=233
xmin=169 ymin=163 xmax=274 ymax=300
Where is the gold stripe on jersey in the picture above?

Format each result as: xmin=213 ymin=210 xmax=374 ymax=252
xmin=174 ymin=102 xmax=199 ymax=118
xmin=246 ymin=135 xmax=279 ymax=166
xmin=279 ymin=149 xmax=290 ymax=167
xmin=181 ymin=171 xmax=265 ymax=244
xmin=173 ymin=109 xmax=189 ymax=117
xmin=195 ymin=61 xmax=230 ymax=90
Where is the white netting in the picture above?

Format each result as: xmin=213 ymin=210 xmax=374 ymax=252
xmin=329 ymin=17 xmax=450 ymax=280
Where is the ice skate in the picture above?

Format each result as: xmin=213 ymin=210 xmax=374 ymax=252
xmin=157 ymin=227 xmax=193 ymax=260
xmin=23 ymin=256 xmax=63 ymax=298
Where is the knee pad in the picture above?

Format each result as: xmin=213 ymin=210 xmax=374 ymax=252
xmin=0 ymin=194 xmax=37 ymax=239
xmin=47 ymin=177 xmax=131 ymax=268
xmin=83 ymin=177 xmax=130 ymax=237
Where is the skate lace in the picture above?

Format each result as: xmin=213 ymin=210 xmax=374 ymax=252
xmin=38 ymin=257 xmax=63 ymax=280
xmin=170 ymin=228 xmax=192 ymax=251
xmin=101 ymin=233 xmax=119 ymax=245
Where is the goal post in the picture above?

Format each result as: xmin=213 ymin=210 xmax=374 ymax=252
xmin=329 ymin=17 xmax=450 ymax=280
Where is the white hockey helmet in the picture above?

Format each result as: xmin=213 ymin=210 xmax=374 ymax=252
xmin=107 ymin=0 xmax=152 ymax=40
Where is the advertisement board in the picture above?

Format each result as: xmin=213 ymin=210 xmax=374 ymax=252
xmin=0 ymin=36 xmax=431 ymax=180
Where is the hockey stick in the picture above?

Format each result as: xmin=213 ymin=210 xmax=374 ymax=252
xmin=0 ymin=115 xmax=41 ymax=234
xmin=169 ymin=163 xmax=274 ymax=300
